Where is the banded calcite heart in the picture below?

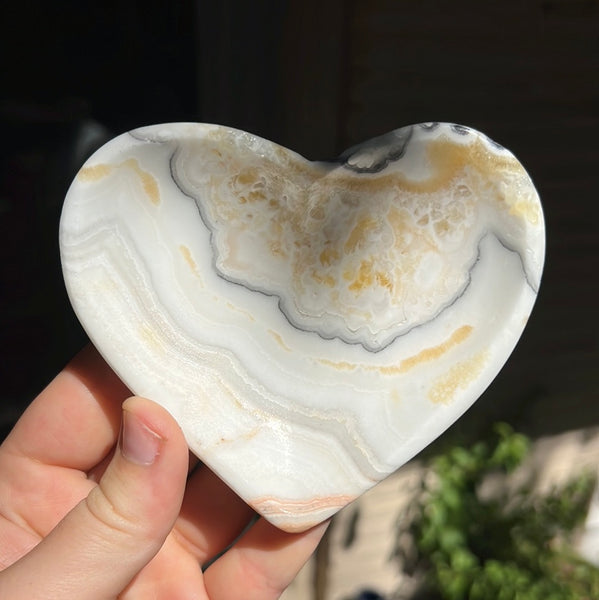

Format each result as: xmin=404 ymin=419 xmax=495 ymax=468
xmin=59 ymin=123 xmax=545 ymax=532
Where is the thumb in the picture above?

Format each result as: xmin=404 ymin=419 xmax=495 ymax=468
xmin=0 ymin=396 xmax=189 ymax=600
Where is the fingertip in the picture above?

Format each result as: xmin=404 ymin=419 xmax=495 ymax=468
xmin=121 ymin=396 xmax=185 ymax=443
xmin=120 ymin=409 xmax=164 ymax=466
xmin=111 ymin=396 xmax=189 ymax=521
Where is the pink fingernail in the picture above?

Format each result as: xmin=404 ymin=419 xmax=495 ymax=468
xmin=120 ymin=410 xmax=163 ymax=465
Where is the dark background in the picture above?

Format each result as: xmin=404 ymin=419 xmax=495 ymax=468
xmin=1 ymin=0 xmax=598 ymax=440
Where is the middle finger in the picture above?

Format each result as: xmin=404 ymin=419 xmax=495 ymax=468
xmin=173 ymin=464 xmax=256 ymax=566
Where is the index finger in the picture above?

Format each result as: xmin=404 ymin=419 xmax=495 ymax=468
xmin=2 ymin=345 xmax=130 ymax=471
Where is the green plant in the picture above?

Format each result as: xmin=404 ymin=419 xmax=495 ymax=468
xmin=403 ymin=423 xmax=599 ymax=600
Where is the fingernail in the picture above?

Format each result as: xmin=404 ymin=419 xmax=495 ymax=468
xmin=120 ymin=410 xmax=164 ymax=465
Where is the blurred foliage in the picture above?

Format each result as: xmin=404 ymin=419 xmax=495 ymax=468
xmin=399 ymin=423 xmax=599 ymax=600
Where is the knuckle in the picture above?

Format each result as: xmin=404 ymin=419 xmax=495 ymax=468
xmin=84 ymin=483 xmax=148 ymax=546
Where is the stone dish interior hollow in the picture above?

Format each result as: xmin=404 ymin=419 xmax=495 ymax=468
xmin=59 ymin=122 xmax=545 ymax=532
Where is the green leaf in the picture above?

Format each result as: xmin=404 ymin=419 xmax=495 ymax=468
xmin=401 ymin=421 xmax=599 ymax=600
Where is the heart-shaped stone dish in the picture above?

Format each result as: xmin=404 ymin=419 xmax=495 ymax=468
xmin=60 ymin=122 xmax=544 ymax=532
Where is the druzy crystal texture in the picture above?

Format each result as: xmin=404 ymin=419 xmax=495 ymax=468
xmin=60 ymin=122 xmax=545 ymax=531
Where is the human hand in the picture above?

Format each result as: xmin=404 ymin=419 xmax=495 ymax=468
xmin=0 ymin=346 xmax=327 ymax=599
